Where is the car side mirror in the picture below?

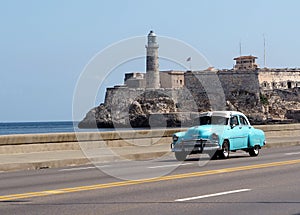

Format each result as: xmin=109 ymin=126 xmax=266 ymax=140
xmin=230 ymin=123 xmax=236 ymax=129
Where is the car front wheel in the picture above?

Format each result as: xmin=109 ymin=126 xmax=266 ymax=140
xmin=249 ymin=145 xmax=260 ymax=157
xmin=175 ymin=151 xmax=188 ymax=161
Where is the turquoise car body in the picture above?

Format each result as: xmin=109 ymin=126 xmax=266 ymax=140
xmin=171 ymin=111 xmax=266 ymax=160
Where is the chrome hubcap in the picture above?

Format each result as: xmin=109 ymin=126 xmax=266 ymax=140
xmin=223 ymin=144 xmax=229 ymax=157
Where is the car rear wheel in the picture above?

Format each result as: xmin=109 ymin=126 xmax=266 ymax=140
xmin=175 ymin=151 xmax=188 ymax=161
xmin=249 ymin=145 xmax=260 ymax=157
xmin=219 ymin=140 xmax=230 ymax=159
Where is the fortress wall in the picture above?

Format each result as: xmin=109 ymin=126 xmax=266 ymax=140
xmin=183 ymin=70 xmax=261 ymax=111
xmin=217 ymin=70 xmax=261 ymax=96
xmin=218 ymin=70 xmax=262 ymax=112
xmin=160 ymin=72 xmax=173 ymax=88
xmin=104 ymin=70 xmax=264 ymax=115
xmin=104 ymin=87 xmax=188 ymax=124
xmin=258 ymin=69 xmax=300 ymax=90
xmin=101 ymin=69 xmax=299 ymax=125
xmin=184 ymin=71 xmax=224 ymax=111
xmin=105 ymin=87 xmax=145 ymax=121
xmin=104 ymin=86 xmax=201 ymax=125
xmin=81 ymin=67 xmax=300 ymax=127
xmin=105 ymin=87 xmax=179 ymax=108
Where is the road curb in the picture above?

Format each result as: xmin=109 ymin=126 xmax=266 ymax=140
xmin=264 ymin=141 xmax=300 ymax=148
xmin=0 ymin=151 xmax=173 ymax=172
xmin=0 ymin=158 xmax=90 ymax=172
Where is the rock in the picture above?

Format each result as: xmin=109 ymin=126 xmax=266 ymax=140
xmin=285 ymin=110 xmax=300 ymax=122
xmin=128 ymin=91 xmax=179 ymax=127
xmin=261 ymin=88 xmax=300 ymax=122
xmin=78 ymin=104 xmax=113 ymax=128
xmin=78 ymin=92 xmax=182 ymax=128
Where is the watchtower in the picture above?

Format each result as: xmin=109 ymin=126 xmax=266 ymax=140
xmin=234 ymin=55 xmax=258 ymax=70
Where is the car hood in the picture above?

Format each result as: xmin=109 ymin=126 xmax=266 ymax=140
xmin=184 ymin=125 xmax=225 ymax=139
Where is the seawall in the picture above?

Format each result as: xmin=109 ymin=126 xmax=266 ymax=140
xmin=0 ymin=124 xmax=299 ymax=171
xmin=1 ymin=124 xmax=300 ymax=152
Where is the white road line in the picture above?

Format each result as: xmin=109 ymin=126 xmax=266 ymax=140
xmin=96 ymin=165 xmax=112 ymax=168
xmin=148 ymin=163 xmax=193 ymax=169
xmin=59 ymin=166 xmax=96 ymax=171
xmin=285 ymin=152 xmax=300 ymax=156
xmin=175 ymin=189 xmax=251 ymax=202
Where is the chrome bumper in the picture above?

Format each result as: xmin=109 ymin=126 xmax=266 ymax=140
xmin=171 ymin=139 xmax=221 ymax=153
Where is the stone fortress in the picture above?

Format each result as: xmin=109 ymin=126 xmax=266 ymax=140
xmin=79 ymin=31 xmax=300 ymax=128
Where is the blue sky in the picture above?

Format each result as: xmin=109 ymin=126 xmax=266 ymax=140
xmin=1 ymin=0 xmax=300 ymax=122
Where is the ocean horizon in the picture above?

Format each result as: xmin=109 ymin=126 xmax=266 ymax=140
xmin=0 ymin=121 xmax=113 ymax=135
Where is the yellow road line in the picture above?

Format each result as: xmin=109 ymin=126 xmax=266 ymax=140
xmin=1 ymin=159 xmax=300 ymax=202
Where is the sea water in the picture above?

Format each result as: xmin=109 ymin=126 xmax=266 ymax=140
xmin=0 ymin=121 xmax=79 ymax=135
xmin=0 ymin=121 xmax=153 ymax=135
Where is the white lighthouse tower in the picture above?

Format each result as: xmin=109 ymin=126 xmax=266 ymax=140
xmin=146 ymin=30 xmax=160 ymax=88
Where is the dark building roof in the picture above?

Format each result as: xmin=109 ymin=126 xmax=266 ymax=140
xmin=234 ymin=55 xmax=257 ymax=60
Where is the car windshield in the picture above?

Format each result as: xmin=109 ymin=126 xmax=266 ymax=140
xmin=193 ymin=116 xmax=229 ymax=125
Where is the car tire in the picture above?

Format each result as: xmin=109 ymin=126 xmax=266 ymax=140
xmin=219 ymin=140 xmax=230 ymax=159
xmin=249 ymin=145 xmax=260 ymax=157
xmin=175 ymin=151 xmax=188 ymax=161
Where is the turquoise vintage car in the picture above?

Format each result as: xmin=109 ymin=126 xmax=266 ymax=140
xmin=171 ymin=111 xmax=266 ymax=161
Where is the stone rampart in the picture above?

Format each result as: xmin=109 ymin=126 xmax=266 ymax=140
xmin=259 ymin=68 xmax=300 ymax=91
xmin=80 ymin=68 xmax=300 ymax=128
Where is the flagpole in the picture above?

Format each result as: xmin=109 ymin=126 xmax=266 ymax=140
xmin=186 ymin=57 xmax=192 ymax=71
xmin=263 ymin=34 xmax=266 ymax=68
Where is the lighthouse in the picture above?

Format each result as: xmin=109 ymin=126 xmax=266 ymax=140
xmin=146 ymin=30 xmax=160 ymax=88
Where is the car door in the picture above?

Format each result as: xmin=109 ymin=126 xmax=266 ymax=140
xmin=228 ymin=115 xmax=241 ymax=150
xmin=228 ymin=115 xmax=248 ymax=149
xmin=238 ymin=115 xmax=251 ymax=149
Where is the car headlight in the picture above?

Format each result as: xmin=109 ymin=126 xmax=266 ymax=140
xmin=173 ymin=135 xmax=179 ymax=142
xmin=211 ymin=133 xmax=219 ymax=144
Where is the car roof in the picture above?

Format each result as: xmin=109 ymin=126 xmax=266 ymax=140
xmin=199 ymin=111 xmax=246 ymax=118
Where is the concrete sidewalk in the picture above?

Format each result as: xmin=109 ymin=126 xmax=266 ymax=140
xmin=0 ymin=143 xmax=171 ymax=172
xmin=0 ymin=135 xmax=299 ymax=172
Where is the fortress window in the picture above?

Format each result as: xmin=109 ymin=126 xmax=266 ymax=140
xmin=287 ymin=81 xmax=292 ymax=89
xmin=180 ymin=80 xmax=183 ymax=85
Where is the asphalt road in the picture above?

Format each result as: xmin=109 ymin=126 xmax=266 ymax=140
xmin=1 ymin=146 xmax=300 ymax=215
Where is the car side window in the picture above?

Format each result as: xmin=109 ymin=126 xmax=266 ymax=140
xmin=240 ymin=116 xmax=249 ymax=126
xmin=230 ymin=116 xmax=239 ymax=126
